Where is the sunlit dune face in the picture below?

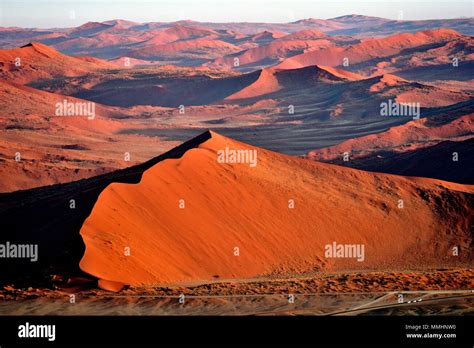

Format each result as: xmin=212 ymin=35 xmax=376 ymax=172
xmin=79 ymin=132 xmax=474 ymax=289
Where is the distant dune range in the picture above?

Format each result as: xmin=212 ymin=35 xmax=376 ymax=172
xmin=0 ymin=27 xmax=474 ymax=192
xmin=316 ymin=138 xmax=474 ymax=185
xmin=18 ymin=41 xmax=469 ymax=110
xmin=1 ymin=15 xmax=472 ymax=62
xmin=210 ymin=29 xmax=473 ymax=72
xmin=308 ymin=113 xmax=474 ymax=162
xmin=275 ymin=29 xmax=466 ymax=70
xmin=307 ymin=109 xmax=474 ymax=183
xmin=78 ymin=131 xmax=473 ymax=290
xmin=6 ymin=28 xmax=468 ymax=110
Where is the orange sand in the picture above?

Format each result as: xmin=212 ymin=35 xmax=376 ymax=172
xmin=0 ymin=42 xmax=114 ymax=84
xmin=80 ymin=131 xmax=474 ymax=289
xmin=276 ymin=29 xmax=463 ymax=70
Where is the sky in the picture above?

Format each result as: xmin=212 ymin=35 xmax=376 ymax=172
xmin=0 ymin=0 xmax=472 ymax=28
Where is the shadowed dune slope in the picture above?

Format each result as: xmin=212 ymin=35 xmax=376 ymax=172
xmin=0 ymin=131 xmax=212 ymax=285
xmin=313 ymin=138 xmax=474 ymax=185
xmin=309 ymin=114 xmax=474 ymax=162
xmin=79 ymin=131 xmax=474 ymax=289
xmin=307 ymin=111 xmax=474 ymax=183
xmin=0 ymin=78 xmax=116 ymax=118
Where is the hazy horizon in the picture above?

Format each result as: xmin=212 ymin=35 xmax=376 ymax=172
xmin=0 ymin=0 xmax=473 ymax=28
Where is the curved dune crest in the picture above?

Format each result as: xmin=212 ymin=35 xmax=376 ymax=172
xmin=369 ymin=74 xmax=409 ymax=92
xmin=318 ymin=65 xmax=364 ymax=81
xmin=79 ymin=131 xmax=473 ymax=289
xmin=225 ymin=65 xmax=360 ymax=100
xmin=225 ymin=68 xmax=281 ymax=99
xmin=308 ymin=114 xmax=474 ymax=161
xmin=0 ymin=42 xmax=114 ymax=83
xmin=275 ymin=28 xmax=465 ymax=70
xmin=208 ymin=39 xmax=334 ymax=70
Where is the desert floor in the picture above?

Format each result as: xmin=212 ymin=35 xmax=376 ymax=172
xmin=1 ymin=268 xmax=472 ymax=315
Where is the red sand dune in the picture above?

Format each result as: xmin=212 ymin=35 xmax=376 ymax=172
xmin=0 ymin=42 xmax=114 ymax=83
xmin=249 ymin=30 xmax=287 ymax=42
xmin=395 ymin=88 xmax=472 ymax=108
xmin=143 ymin=25 xmax=220 ymax=46
xmin=369 ymin=36 xmax=474 ymax=77
xmin=278 ymin=29 xmax=327 ymax=41
xmin=308 ymin=113 xmax=474 ymax=161
xmin=68 ymin=21 xmax=113 ymax=36
xmin=225 ymin=68 xmax=281 ymax=99
xmin=225 ymin=65 xmax=362 ymax=100
xmin=208 ymin=39 xmax=334 ymax=70
xmin=127 ymin=39 xmax=241 ymax=59
xmin=317 ymin=65 xmax=364 ymax=81
xmin=369 ymin=74 xmax=409 ymax=92
xmin=275 ymin=29 xmax=464 ymax=70
xmin=54 ymin=32 xmax=144 ymax=52
xmin=368 ymin=73 xmax=472 ymax=107
xmin=79 ymin=131 xmax=474 ymax=290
